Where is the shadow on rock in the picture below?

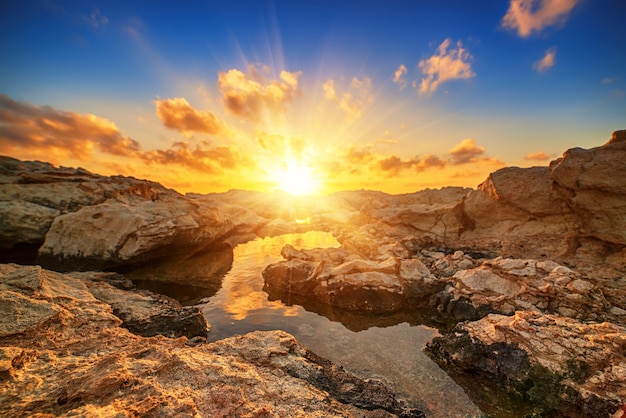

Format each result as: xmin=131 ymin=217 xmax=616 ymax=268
xmin=122 ymin=245 xmax=234 ymax=306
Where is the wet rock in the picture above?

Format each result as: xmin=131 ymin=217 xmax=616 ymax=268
xmin=69 ymin=271 xmax=209 ymax=339
xmin=0 ymin=263 xmax=425 ymax=418
xmin=426 ymin=310 xmax=626 ymax=417
xmin=264 ymin=245 xmax=432 ymax=313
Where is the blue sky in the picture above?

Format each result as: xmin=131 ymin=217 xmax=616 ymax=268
xmin=1 ymin=0 xmax=625 ymax=194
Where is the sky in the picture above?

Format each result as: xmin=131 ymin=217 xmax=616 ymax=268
xmin=1 ymin=0 xmax=625 ymax=195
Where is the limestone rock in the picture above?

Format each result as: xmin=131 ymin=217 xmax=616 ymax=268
xmin=70 ymin=271 xmax=209 ymax=339
xmin=426 ymin=310 xmax=626 ymax=417
xmin=431 ymin=257 xmax=619 ymax=323
xmin=550 ymin=130 xmax=626 ymax=246
xmin=0 ymin=156 xmax=269 ymax=270
xmin=0 ymin=264 xmax=424 ymax=417
xmin=263 ymin=243 xmax=454 ymax=313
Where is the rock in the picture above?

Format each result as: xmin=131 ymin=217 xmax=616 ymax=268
xmin=69 ymin=271 xmax=209 ymax=339
xmin=0 ymin=200 xmax=59 ymax=248
xmin=0 ymin=264 xmax=424 ymax=417
xmin=0 ymin=156 xmax=269 ymax=270
xmin=263 ymin=242 xmax=458 ymax=313
xmin=426 ymin=310 xmax=626 ymax=417
xmin=551 ymin=130 xmax=626 ymax=246
xmin=430 ymin=257 xmax=619 ymax=323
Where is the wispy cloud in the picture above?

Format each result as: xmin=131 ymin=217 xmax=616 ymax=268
xmin=255 ymin=131 xmax=307 ymax=160
xmin=418 ymin=39 xmax=475 ymax=95
xmin=393 ymin=64 xmax=408 ymax=90
xmin=141 ymin=141 xmax=251 ymax=173
xmin=533 ymin=47 xmax=557 ymax=72
xmin=218 ymin=64 xmax=301 ymax=122
xmin=501 ymin=0 xmax=578 ymax=38
xmin=155 ymin=98 xmax=230 ymax=136
xmin=524 ymin=151 xmax=552 ymax=161
xmin=323 ymin=76 xmax=374 ymax=122
xmin=82 ymin=8 xmax=109 ymax=29
xmin=377 ymin=154 xmax=446 ymax=177
xmin=601 ymin=76 xmax=620 ymax=84
xmin=0 ymin=94 xmax=140 ymax=160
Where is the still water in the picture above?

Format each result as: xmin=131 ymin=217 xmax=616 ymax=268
xmin=201 ymin=231 xmax=483 ymax=417
xmin=131 ymin=231 xmax=483 ymax=417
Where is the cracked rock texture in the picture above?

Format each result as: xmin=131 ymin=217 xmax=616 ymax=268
xmin=0 ymin=264 xmax=423 ymax=418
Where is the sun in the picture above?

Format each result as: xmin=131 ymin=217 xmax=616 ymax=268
xmin=271 ymin=159 xmax=322 ymax=196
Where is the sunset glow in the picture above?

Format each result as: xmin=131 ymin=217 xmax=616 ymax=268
xmin=271 ymin=159 xmax=322 ymax=196
xmin=0 ymin=1 xmax=624 ymax=195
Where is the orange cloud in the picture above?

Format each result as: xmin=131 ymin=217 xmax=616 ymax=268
xmin=155 ymin=97 xmax=229 ymax=136
xmin=255 ymin=131 xmax=307 ymax=160
xmin=525 ymin=151 xmax=552 ymax=161
xmin=0 ymin=94 xmax=140 ymax=160
xmin=449 ymin=138 xmax=485 ymax=165
xmin=418 ymin=39 xmax=475 ymax=95
xmin=533 ymin=47 xmax=557 ymax=72
xmin=323 ymin=76 xmax=373 ymax=122
xmin=393 ymin=64 xmax=408 ymax=90
xmin=218 ymin=64 xmax=301 ymax=122
xmin=378 ymin=154 xmax=447 ymax=176
xmin=141 ymin=141 xmax=251 ymax=173
xmin=501 ymin=0 xmax=578 ymax=38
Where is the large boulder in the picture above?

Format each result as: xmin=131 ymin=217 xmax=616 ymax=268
xmin=550 ymin=130 xmax=626 ymax=246
xmin=0 ymin=264 xmax=424 ymax=417
xmin=262 ymin=244 xmax=455 ymax=313
xmin=426 ymin=311 xmax=626 ymax=418
xmin=0 ymin=156 xmax=270 ymax=270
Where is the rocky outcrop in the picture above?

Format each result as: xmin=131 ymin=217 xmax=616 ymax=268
xmin=0 ymin=264 xmax=424 ymax=417
xmin=347 ymin=130 xmax=626 ymax=270
xmin=262 ymin=243 xmax=456 ymax=313
xmin=0 ymin=156 xmax=268 ymax=270
xmin=430 ymin=256 xmax=625 ymax=323
xmin=426 ymin=311 xmax=626 ymax=418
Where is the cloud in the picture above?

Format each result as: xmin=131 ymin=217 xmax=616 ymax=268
xmin=323 ymin=79 xmax=337 ymax=100
xmin=255 ymin=131 xmax=307 ymax=160
xmin=141 ymin=141 xmax=250 ymax=173
xmin=525 ymin=151 xmax=552 ymax=161
xmin=83 ymin=8 xmax=109 ymax=28
xmin=418 ymin=39 xmax=475 ymax=95
xmin=155 ymin=97 xmax=229 ymax=136
xmin=501 ymin=0 xmax=578 ymax=38
xmin=377 ymin=154 xmax=446 ymax=177
xmin=344 ymin=144 xmax=375 ymax=165
xmin=334 ymin=144 xmax=446 ymax=178
xmin=0 ymin=94 xmax=140 ymax=160
xmin=393 ymin=64 xmax=408 ymax=90
xmin=323 ymin=76 xmax=373 ymax=122
xmin=218 ymin=64 xmax=301 ymax=122
xmin=449 ymin=138 xmax=485 ymax=165
xmin=601 ymin=76 xmax=620 ymax=84
xmin=533 ymin=47 xmax=557 ymax=72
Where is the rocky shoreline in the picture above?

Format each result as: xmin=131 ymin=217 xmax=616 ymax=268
xmin=1 ymin=130 xmax=625 ymax=416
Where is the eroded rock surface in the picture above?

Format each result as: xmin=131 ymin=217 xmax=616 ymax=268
xmin=426 ymin=311 xmax=626 ymax=418
xmin=0 ymin=264 xmax=424 ymax=417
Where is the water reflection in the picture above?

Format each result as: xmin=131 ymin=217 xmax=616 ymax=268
xmin=203 ymin=231 xmax=338 ymax=326
xmin=201 ymin=231 xmax=483 ymax=417
xmin=124 ymin=245 xmax=233 ymax=305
